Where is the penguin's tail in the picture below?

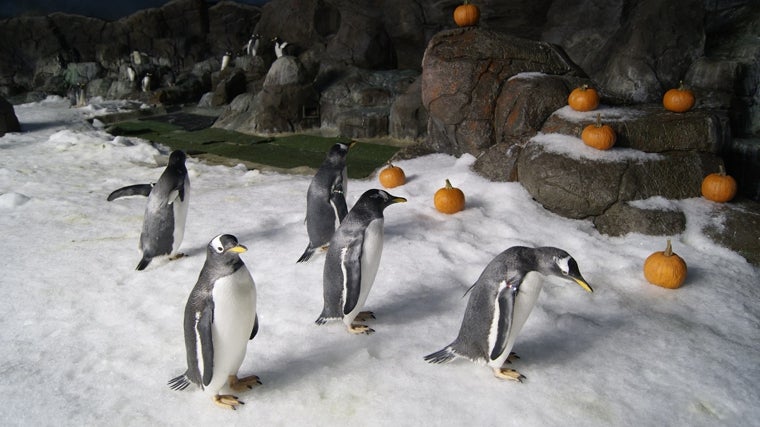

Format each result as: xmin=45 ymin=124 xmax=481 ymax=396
xmin=424 ymin=346 xmax=457 ymax=364
xmin=167 ymin=373 xmax=191 ymax=391
xmin=136 ymin=256 xmax=151 ymax=271
xmin=297 ymin=245 xmax=315 ymax=263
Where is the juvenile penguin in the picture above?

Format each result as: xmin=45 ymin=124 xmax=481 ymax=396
xmin=108 ymin=150 xmax=189 ymax=270
xmin=297 ymin=141 xmax=355 ymax=263
xmin=168 ymin=234 xmax=260 ymax=410
xmin=424 ymin=246 xmax=593 ymax=381
xmin=316 ymin=189 xmax=406 ymax=334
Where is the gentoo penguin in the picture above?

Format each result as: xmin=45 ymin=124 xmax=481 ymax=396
xmin=107 ymin=150 xmax=190 ymax=270
xmin=316 ymin=189 xmax=406 ymax=334
xmin=297 ymin=141 xmax=355 ymax=263
xmin=168 ymin=234 xmax=260 ymax=410
xmin=221 ymin=51 xmax=232 ymax=71
xmin=126 ymin=65 xmax=136 ymax=82
xmin=245 ymin=33 xmax=260 ymax=56
xmin=141 ymin=73 xmax=152 ymax=93
xmin=271 ymin=36 xmax=289 ymax=58
xmin=424 ymin=246 xmax=593 ymax=381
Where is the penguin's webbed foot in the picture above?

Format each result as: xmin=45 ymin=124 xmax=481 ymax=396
xmin=507 ymin=352 xmax=520 ymax=364
xmin=348 ymin=324 xmax=374 ymax=335
xmin=493 ymin=367 xmax=526 ymax=382
xmin=169 ymin=252 xmax=186 ymax=261
xmin=354 ymin=311 xmax=375 ymax=322
xmin=229 ymin=374 xmax=262 ymax=392
xmin=213 ymin=394 xmax=244 ymax=410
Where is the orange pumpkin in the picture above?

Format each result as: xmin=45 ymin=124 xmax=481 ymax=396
xmin=378 ymin=162 xmax=406 ymax=188
xmin=581 ymin=113 xmax=616 ymax=150
xmin=663 ymin=81 xmax=695 ymax=113
xmin=701 ymin=165 xmax=737 ymax=203
xmin=568 ymin=84 xmax=600 ymax=112
xmin=453 ymin=0 xmax=480 ymax=27
xmin=643 ymin=239 xmax=688 ymax=289
xmin=434 ymin=179 xmax=465 ymax=214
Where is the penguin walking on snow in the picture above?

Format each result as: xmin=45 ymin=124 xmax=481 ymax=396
xmin=107 ymin=150 xmax=190 ymax=270
xmin=168 ymin=234 xmax=261 ymax=410
xmin=316 ymin=189 xmax=406 ymax=334
xmin=424 ymin=246 xmax=593 ymax=381
xmin=297 ymin=142 xmax=355 ymax=263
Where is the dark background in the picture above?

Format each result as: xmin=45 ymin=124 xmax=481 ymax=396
xmin=0 ymin=0 xmax=269 ymax=20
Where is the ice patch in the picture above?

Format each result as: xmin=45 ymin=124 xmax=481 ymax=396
xmin=0 ymin=192 xmax=31 ymax=209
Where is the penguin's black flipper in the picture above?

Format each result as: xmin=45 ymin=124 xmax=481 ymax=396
xmin=490 ymin=278 xmax=518 ymax=361
xmin=329 ymin=180 xmax=348 ymax=222
xmin=340 ymin=238 xmax=364 ymax=316
xmin=107 ymin=183 xmax=154 ymax=201
xmin=250 ymin=314 xmax=259 ymax=340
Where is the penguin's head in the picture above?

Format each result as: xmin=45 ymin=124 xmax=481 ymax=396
xmin=325 ymin=142 xmax=355 ymax=164
xmin=167 ymin=150 xmax=187 ymax=168
xmin=359 ymin=189 xmax=407 ymax=212
xmin=540 ymin=247 xmax=593 ymax=293
xmin=208 ymin=234 xmax=248 ymax=258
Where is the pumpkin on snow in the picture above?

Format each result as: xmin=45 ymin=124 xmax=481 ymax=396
xmin=434 ymin=179 xmax=465 ymax=214
xmin=581 ymin=113 xmax=616 ymax=150
xmin=663 ymin=81 xmax=695 ymax=113
xmin=568 ymin=84 xmax=600 ymax=112
xmin=378 ymin=162 xmax=406 ymax=188
xmin=643 ymin=239 xmax=687 ymax=289
xmin=701 ymin=165 xmax=737 ymax=203
xmin=453 ymin=0 xmax=480 ymax=27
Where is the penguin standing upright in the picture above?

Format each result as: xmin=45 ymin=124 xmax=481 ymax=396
xmin=297 ymin=142 xmax=355 ymax=263
xmin=141 ymin=73 xmax=152 ymax=93
xmin=168 ymin=234 xmax=261 ymax=410
xmin=245 ymin=33 xmax=260 ymax=56
xmin=424 ymin=246 xmax=593 ymax=381
xmin=221 ymin=51 xmax=232 ymax=71
xmin=271 ymin=36 xmax=289 ymax=58
xmin=316 ymin=189 xmax=406 ymax=334
xmin=107 ymin=150 xmax=190 ymax=270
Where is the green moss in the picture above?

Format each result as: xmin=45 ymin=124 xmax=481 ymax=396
xmin=107 ymin=120 xmax=400 ymax=178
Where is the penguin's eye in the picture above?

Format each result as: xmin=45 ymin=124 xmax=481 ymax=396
xmin=216 ymin=246 xmax=224 ymax=253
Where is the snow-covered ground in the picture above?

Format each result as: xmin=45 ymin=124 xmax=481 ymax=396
xmin=1 ymin=97 xmax=758 ymax=426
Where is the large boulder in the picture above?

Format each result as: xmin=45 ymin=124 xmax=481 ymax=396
xmin=420 ymin=28 xmax=584 ymax=156
xmin=0 ymin=96 xmax=20 ymax=136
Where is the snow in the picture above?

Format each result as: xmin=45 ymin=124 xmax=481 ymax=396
xmin=531 ymin=132 xmax=663 ymax=163
xmin=1 ymin=97 xmax=758 ymax=426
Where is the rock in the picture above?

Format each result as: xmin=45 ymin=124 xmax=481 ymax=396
xmin=389 ymin=76 xmax=427 ymax=141
xmin=472 ymin=141 xmax=524 ymax=182
xmin=517 ymin=134 xmax=722 ymax=219
xmin=263 ymin=56 xmax=307 ymax=87
xmin=702 ymin=199 xmax=760 ymax=266
xmin=593 ymin=201 xmax=686 ymax=236
xmin=724 ymin=138 xmax=760 ymax=200
xmin=0 ymin=96 xmax=20 ymax=136
xmin=421 ymin=27 xmax=584 ymax=156
xmin=210 ymin=68 xmax=247 ymax=107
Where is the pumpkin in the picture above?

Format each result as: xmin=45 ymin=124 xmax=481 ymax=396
xmin=581 ymin=113 xmax=616 ymax=150
xmin=568 ymin=84 xmax=600 ymax=112
xmin=643 ymin=239 xmax=688 ymax=289
xmin=378 ymin=162 xmax=406 ymax=188
xmin=663 ymin=81 xmax=695 ymax=113
xmin=434 ymin=179 xmax=465 ymax=214
xmin=453 ymin=0 xmax=480 ymax=27
xmin=701 ymin=165 xmax=737 ymax=203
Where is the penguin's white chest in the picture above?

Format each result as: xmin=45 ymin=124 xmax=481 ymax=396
xmin=343 ymin=219 xmax=384 ymax=324
xmin=206 ymin=267 xmax=256 ymax=393
xmin=170 ymin=177 xmax=190 ymax=253
xmin=488 ymin=272 xmax=543 ymax=367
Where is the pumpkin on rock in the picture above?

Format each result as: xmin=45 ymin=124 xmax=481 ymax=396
xmin=643 ymin=239 xmax=687 ymax=289
xmin=701 ymin=165 xmax=737 ymax=203
xmin=453 ymin=0 xmax=480 ymax=27
xmin=568 ymin=84 xmax=600 ymax=112
xmin=378 ymin=162 xmax=406 ymax=189
xmin=663 ymin=81 xmax=695 ymax=113
xmin=581 ymin=113 xmax=616 ymax=150
xmin=434 ymin=179 xmax=465 ymax=214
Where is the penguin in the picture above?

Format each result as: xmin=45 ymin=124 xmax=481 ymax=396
xmin=126 ymin=65 xmax=136 ymax=82
xmin=168 ymin=234 xmax=260 ymax=410
xmin=141 ymin=73 xmax=152 ymax=93
xmin=107 ymin=150 xmax=189 ymax=270
xmin=271 ymin=36 xmax=289 ymax=58
xmin=316 ymin=189 xmax=407 ymax=334
xmin=297 ymin=141 xmax=355 ymax=263
xmin=75 ymin=83 xmax=86 ymax=108
xmin=245 ymin=33 xmax=260 ymax=56
xmin=221 ymin=51 xmax=232 ymax=71
xmin=424 ymin=246 xmax=593 ymax=381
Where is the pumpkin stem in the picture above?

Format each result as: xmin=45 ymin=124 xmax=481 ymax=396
xmin=595 ymin=113 xmax=602 ymax=127
xmin=664 ymin=239 xmax=673 ymax=257
xmin=580 ymin=84 xmax=589 ymax=91
xmin=445 ymin=179 xmax=453 ymax=189
xmin=718 ymin=164 xmax=726 ymax=176
xmin=678 ymin=80 xmax=686 ymax=90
